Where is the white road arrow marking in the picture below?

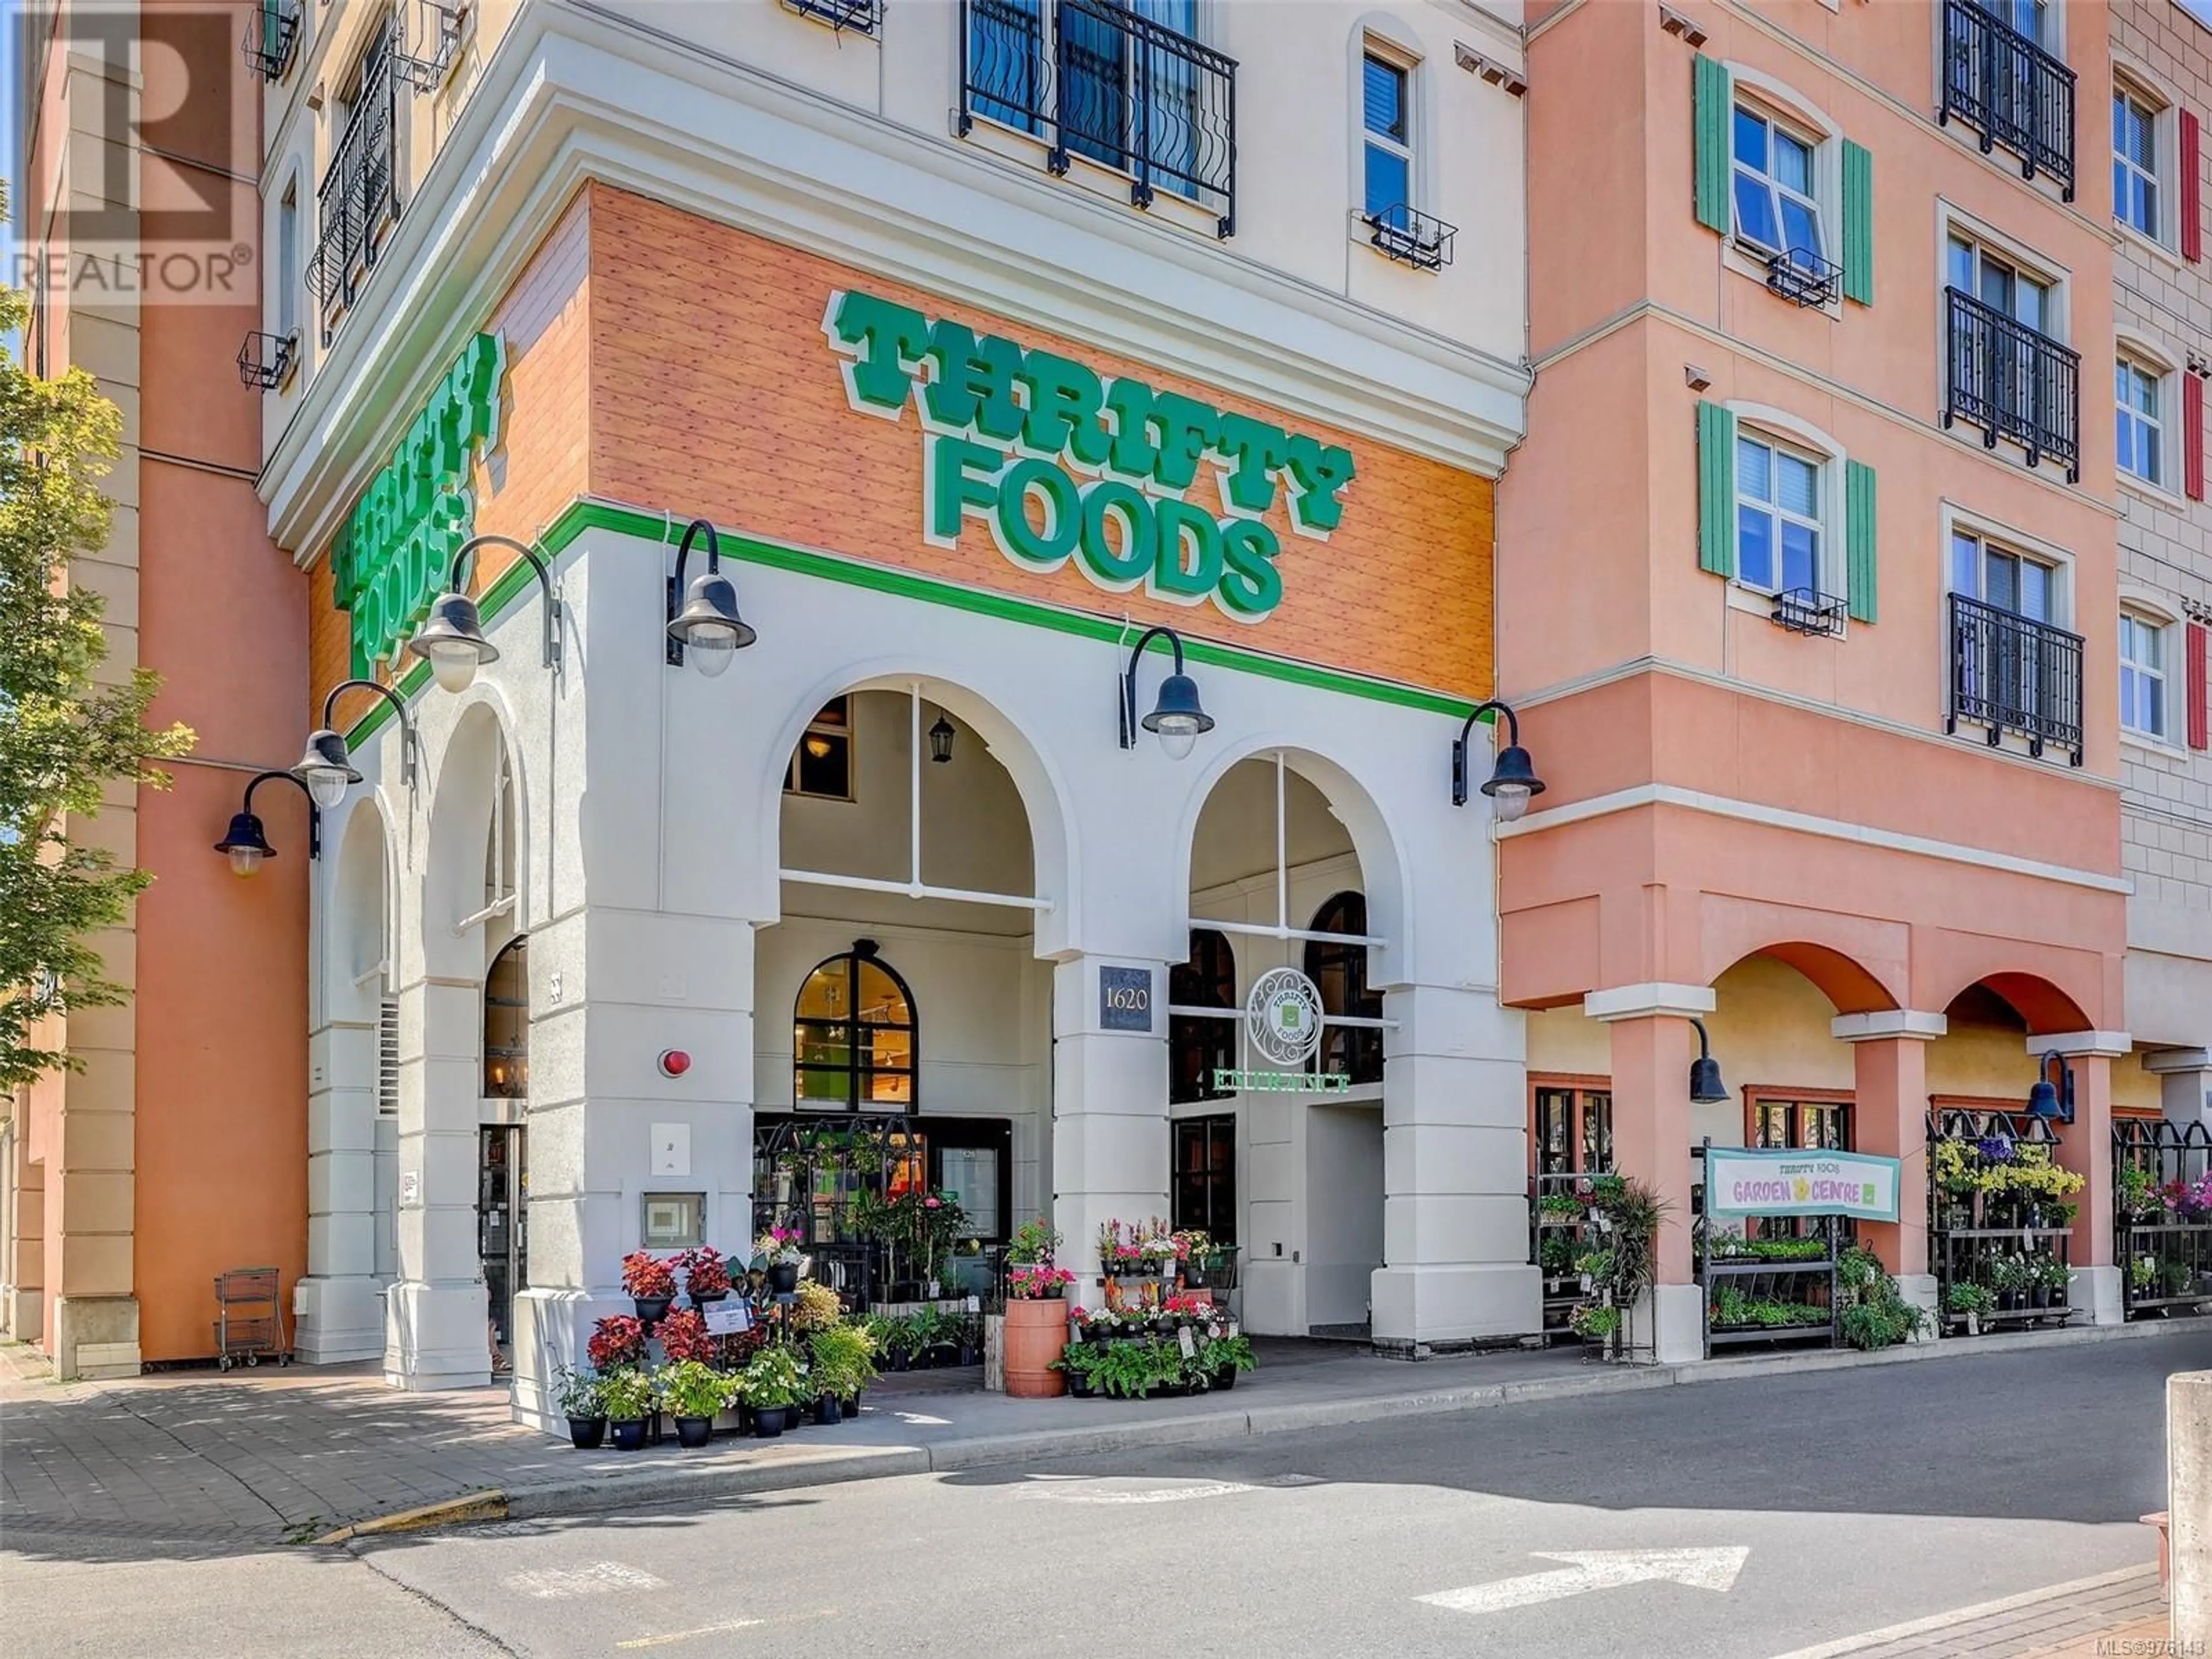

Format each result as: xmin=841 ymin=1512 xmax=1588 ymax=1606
xmin=1419 ymin=1548 xmax=1750 ymax=1615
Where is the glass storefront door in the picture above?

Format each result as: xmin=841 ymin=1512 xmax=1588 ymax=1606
xmin=478 ymin=1126 xmax=526 ymax=1361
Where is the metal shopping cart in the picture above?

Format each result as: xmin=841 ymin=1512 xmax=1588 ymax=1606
xmin=212 ymin=1267 xmax=289 ymax=1370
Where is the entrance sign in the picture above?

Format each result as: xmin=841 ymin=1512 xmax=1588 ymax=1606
xmin=1099 ymin=965 xmax=1156 ymax=1033
xmin=822 ymin=289 xmax=1357 ymax=623
xmin=1245 ymin=967 xmax=1323 ymax=1067
xmin=331 ymin=332 xmax=505 ymax=677
xmin=1212 ymin=1068 xmax=1351 ymax=1094
xmin=1703 ymin=1147 xmax=1903 ymax=1224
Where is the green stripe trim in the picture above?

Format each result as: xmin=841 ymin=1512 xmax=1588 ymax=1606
xmin=344 ymin=495 xmax=1491 ymax=743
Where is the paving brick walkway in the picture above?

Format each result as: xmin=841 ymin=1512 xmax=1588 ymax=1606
xmin=1765 ymin=1565 xmax=2178 ymax=1659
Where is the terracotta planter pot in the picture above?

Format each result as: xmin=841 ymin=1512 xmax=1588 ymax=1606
xmin=1002 ymin=1296 xmax=1069 ymax=1397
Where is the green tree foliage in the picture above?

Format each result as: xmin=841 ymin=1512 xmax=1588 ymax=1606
xmin=0 ymin=184 xmax=195 ymax=1088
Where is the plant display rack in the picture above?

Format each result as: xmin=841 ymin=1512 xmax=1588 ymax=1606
xmin=1927 ymin=1108 xmax=2079 ymax=1335
xmin=2116 ymin=1118 xmax=2212 ymax=1320
xmin=1529 ymin=1171 xmax=1605 ymax=1339
xmin=1696 ymin=1219 xmax=1840 ymax=1355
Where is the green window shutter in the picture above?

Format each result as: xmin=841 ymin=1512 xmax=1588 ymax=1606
xmin=1840 ymin=139 xmax=1874 ymax=306
xmin=1845 ymin=459 xmax=1877 ymax=623
xmin=1698 ymin=400 xmax=1737 ymax=579
xmin=1694 ymin=56 xmax=1733 ymax=235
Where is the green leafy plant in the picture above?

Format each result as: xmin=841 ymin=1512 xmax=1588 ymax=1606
xmin=1538 ymin=1233 xmax=1577 ymax=1275
xmin=599 ymin=1366 xmax=658 ymax=1422
xmin=2131 ymin=1254 xmax=2158 ymax=1291
xmin=2118 ymin=1163 xmax=2160 ymax=1220
xmin=660 ymin=1358 xmax=737 ymax=1419
xmin=1946 ymin=1282 xmax=1995 ymax=1316
xmin=1835 ymin=1245 xmax=1929 ymax=1350
xmin=1537 ymin=1192 xmax=1584 ymax=1220
xmin=1006 ymin=1219 xmax=1060 ymax=1266
xmin=808 ymin=1321 xmax=879 ymax=1399
xmin=738 ymin=1344 xmax=810 ymax=1411
xmin=2031 ymin=1255 xmax=2071 ymax=1293
xmin=1567 ymin=1303 xmax=1620 ymax=1341
xmin=551 ymin=1365 xmax=604 ymax=1419
xmin=1199 ymin=1332 xmax=1256 ymax=1374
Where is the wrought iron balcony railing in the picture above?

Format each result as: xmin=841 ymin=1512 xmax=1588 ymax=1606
xmin=308 ymin=27 xmax=399 ymax=339
xmin=1946 ymin=592 xmax=2084 ymax=764
xmin=1938 ymin=0 xmax=2075 ymax=199
xmin=241 ymin=0 xmax=300 ymax=81
xmin=959 ymin=0 xmax=1237 ymax=238
xmin=1764 ymin=248 xmax=1839 ymax=309
xmin=1942 ymin=286 xmax=2080 ymax=480
xmin=1364 ymin=203 xmax=1457 ymax=271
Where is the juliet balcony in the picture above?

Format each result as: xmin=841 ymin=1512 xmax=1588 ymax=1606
xmin=1942 ymin=287 xmax=2080 ymax=482
xmin=1938 ymin=0 xmax=2076 ymax=200
xmin=1946 ymin=592 xmax=2085 ymax=766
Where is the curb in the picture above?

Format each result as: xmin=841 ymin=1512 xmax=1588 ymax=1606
xmin=335 ymin=1315 xmax=2207 ymax=1539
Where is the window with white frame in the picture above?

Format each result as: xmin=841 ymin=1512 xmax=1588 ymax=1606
xmin=2120 ymin=610 xmax=2170 ymax=738
xmin=2114 ymin=82 xmax=2162 ymax=241
xmin=1735 ymin=429 xmax=1825 ymax=597
xmin=1950 ymin=529 xmax=2060 ymax=623
xmin=1361 ymin=50 xmax=1415 ymax=229
xmin=2116 ymin=355 xmax=2165 ymax=486
xmin=1732 ymin=104 xmax=1825 ymax=274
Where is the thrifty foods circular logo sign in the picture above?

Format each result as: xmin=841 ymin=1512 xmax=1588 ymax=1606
xmin=1245 ymin=968 xmax=1324 ymax=1067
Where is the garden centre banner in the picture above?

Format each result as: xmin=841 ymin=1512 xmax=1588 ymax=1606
xmin=1704 ymin=1147 xmax=1903 ymax=1224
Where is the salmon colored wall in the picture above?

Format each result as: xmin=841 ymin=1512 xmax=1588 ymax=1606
xmin=134 ymin=295 xmax=311 ymax=1363
xmin=585 ymin=185 xmax=1496 ymax=702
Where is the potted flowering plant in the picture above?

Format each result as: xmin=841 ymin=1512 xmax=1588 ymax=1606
xmin=754 ymin=1227 xmax=804 ymax=1296
xmin=680 ymin=1245 xmax=732 ymax=1306
xmin=660 ymin=1358 xmax=736 ymax=1448
xmin=2031 ymin=1254 xmax=2071 ymax=1310
xmin=1001 ymin=1221 xmax=1071 ymax=1399
xmin=738 ymin=1344 xmax=809 ymax=1438
xmin=553 ymin=1364 xmax=607 ymax=1449
xmin=621 ymin=1251 xmax=679 ymax=1324
xmin=588 ymin=1315 xmax=646 ymax=1372
xmin=600 ymin=1365 xmax=659 ymax=1451
xmin=656 ymin=1308 xmax=715 ymax=1364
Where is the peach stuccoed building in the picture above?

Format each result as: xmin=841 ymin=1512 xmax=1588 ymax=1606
xmin=1502 ymin=0 xmax=2206 ymax=1360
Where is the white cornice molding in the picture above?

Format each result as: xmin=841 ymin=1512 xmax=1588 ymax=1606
xmin=265 ymin=2 xmax=1531 ymax=556
xmin=2142 ymin=1048 xmax=2211 ymax=1073
xmin=1831 ymin=1011 xmax=1948 ymax=1043
xmin=2029 ymin=1031 xmax=2134 ymax=1059
xmin=1498 ymin=782 xmax=2133 ymax=896
xmin=1583 ymin=982 xmax=1717 ymax=1021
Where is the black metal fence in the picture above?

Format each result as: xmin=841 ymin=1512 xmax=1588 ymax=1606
xmin=309 ymin=26 xmax=399 ymax=335
xmin=1946 ymin=592 xmax=2085 ymax=763
xmin=2116 ymin=1119 xmax=2212 ymax=1319
xmin=1928 ymin=1108 xmax=2078 ymax=1334
xmin=1942 ymin=287 xmax=2080 ymax=479
xmin=1938 ymin=0 xmax=2075 ymax=198
xmin=959 ymin=0 xmax=1237 ymax=237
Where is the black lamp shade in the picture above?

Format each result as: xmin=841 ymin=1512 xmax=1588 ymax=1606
xmin=214 ymin=810 xmax=276 ymax=876
xmin=1481 ymin=744 xmax=1546 ymax=801
xmin=290 ymin=728 xmax=362 ymax=808
xmin=1688 ymin=1054 xmax=1729 ymax=1104
xmin=668 ymin=570 xmax=757 ymax=673
xmin=1141 ymin=672 xmax=1214 ymax=736
xmin=2025 ymin=1078 xmax=2062 ymax=1118
xmin=929 ymin=715 xmax=955 ymax=764
xmin=407 ymin=592 xmax=499 ymax=691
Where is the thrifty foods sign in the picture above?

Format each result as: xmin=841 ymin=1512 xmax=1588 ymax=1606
xmin=331 ymin=334 xmax=505 ymax=676
xmin=822 ymin=290 xmax=1357 ymax=623
xmin=1704 ymin=1147 xmax=1903 ymax=1224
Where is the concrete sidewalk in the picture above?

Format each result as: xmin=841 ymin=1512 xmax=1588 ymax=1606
xmin=1 ymin=1318 xmax=2200 ymax=1558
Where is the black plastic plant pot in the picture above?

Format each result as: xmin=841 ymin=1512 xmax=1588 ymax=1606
xmin=752 ymin=1406 xmax=789 ymax=1439
xmin=1069 ymin=1376 xmax=1095 ymax=1399
xmin=958 ymin=1344 xmax=980 ymax=1366
xmin=568 ymin=1415 xmax=608 ymax=1450
xmin=767 ymin=1263 xmax=800 ymax=1296
xmin=843 ymin=1393 xmax=861 ymax=1417
xmin=690 ymin=1290 xmax=727 ymax=1308
xmin=815 ymin=1395 xmax=843 ymax=1426
xmin=632 ymin=1296 xmax=672 ymax=1325
xmin=674 ymin=1415 xmax=714 ymax=1449
xmin=609 ymin=1418 xmax=649 ymax=1452
xmin=1213 ymin=1366 xmax=1238 ymax=1392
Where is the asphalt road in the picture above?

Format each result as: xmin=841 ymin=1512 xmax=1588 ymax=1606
xmin=8 ymin=1332 xmax=2206 ymax=1658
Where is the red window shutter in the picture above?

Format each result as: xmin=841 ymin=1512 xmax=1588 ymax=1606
xmin=2186 ymin=109 xmax=2204 ymax=265
xmin=2188 ymin=373 xmax=2206 ymax=501
xmin=2189 ymin=621 xmax=2209 ymax=752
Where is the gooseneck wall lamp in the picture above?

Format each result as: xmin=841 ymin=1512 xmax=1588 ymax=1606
xmin=291 ymin=678 xmax=419 ymax=808
xmin=664 ymin=518 xmax=757 ymax=677
xmin=1117 ymin=626 xmax=1214 ymax=760
xmin=1450 ymin=699 xmax=1546 ymax=822
xmin=1688 ymin=1018 xmax=1730 ymax=1104
xmin=406 ymin=533 xmax=564 ymax=694
xmin=2027 ymin=1051 xmax=2077 ymax=1122
xmin=213 ymin=770 xmax=319 ymax=878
